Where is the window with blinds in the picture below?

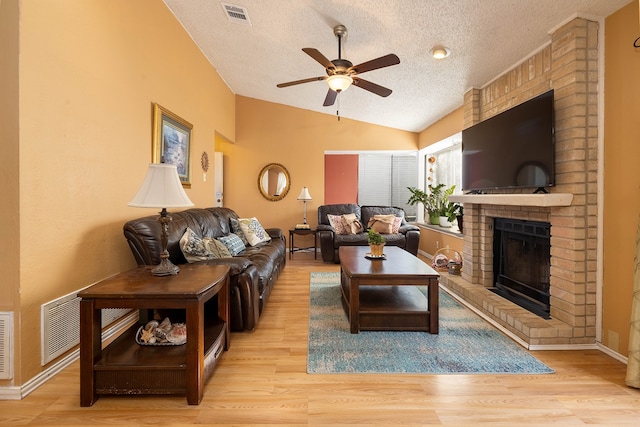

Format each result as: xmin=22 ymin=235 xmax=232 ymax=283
xmin=358 ymin=153 xmax=418 ymax=220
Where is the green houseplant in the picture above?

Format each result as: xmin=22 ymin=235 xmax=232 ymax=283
xmin=367 ymin=229 xmax=386 ymax=257
xmin=407 ymin=184 xmax=446 ymax=225
xmin=436 ymin=184 xmax=458 ymax=227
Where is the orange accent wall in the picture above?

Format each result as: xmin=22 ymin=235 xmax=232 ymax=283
xmin=324 ymin=155 xmax=359 ymax=204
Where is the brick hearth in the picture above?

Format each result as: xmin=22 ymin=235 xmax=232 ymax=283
xmin=446 ymin=17 xmax=598 ymax=348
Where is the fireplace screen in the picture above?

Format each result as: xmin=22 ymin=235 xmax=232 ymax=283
xmin=493 ymin=218 xmax=551 ymax=319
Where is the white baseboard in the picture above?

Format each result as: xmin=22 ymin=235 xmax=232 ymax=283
xmin=0 ymin=311 xmax=137 ymax=400
xmin=597 ymin=342 xmax=628 ymax=364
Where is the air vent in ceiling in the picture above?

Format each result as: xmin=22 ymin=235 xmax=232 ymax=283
xmin=221 ymin=3 xmax=252 ymax=26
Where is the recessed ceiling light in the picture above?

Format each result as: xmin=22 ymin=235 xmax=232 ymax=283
xmin=431 ymin=47 xmax=451 ymax=59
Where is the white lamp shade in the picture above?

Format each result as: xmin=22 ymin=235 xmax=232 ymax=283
xmin=128 ymin=163 xmax=194 ymax=208
xmin=297 ymin=187 xmax=312 ymax=201
xmin=326 ymin=74 xmax=353 ymax=92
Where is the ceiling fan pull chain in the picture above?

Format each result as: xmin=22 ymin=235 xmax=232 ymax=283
xmin=336 ymin=94 xmax=341 ymax=121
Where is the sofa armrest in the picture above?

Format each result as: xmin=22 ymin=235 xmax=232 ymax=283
xmin=399 ymin=224 xmax=420 ymax=234
xmin=265 ymin=228 xmax=283 ymax=239
xmin=317 ymin=228 xmax=336 ymax=262
xmin=404 ymin=229 xmax=421 ymax=256
xmin=317 ymin=224 xmax=334 ymax=232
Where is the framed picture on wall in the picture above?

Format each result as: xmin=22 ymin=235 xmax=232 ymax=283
xmin=152 ymin=103 xmax=192 ymax=187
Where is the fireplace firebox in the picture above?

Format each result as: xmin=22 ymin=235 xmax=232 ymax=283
xmin=492 ymin=218 xmax=551 ymax=319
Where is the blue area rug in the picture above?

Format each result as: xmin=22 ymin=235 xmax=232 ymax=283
xmin=307 ymin=272 xmax=554 ymax=374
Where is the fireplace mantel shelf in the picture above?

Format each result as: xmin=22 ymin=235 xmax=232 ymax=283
xmin=449 ymin=193 xmax=573 ymax=207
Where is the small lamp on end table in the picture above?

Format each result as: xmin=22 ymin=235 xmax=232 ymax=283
xmin=128 ymin=163 xmax=194 ymax=276
xmin=296 ymin=187 xmax=312 ymax=229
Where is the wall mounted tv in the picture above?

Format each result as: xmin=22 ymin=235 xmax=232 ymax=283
xmin=462 ymin=89 xmax=555 ymax=193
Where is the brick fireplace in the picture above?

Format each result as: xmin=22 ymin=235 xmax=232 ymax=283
xmin=444 ymin=17 xmax=599 ymax=349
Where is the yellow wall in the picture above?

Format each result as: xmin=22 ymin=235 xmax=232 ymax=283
xmin=602 ymin=1 xmax=640 ymax=355
xmin=5 ymin=0 xmax=235 ymax=385
xmin=0 ymin=0 xmax=21 ymax=379
xmin=418 ymin=226 xmax=463 ymax=257
xmin=226 ymin=96 xmax=419 ymax=234
xmin=418 ymin=107 xmax=464 ymax=149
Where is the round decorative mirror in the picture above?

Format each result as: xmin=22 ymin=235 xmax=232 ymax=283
xmin=258 ymin=163 xmax=290 ymax=201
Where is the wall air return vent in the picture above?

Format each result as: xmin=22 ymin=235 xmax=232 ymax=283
xmin=0 ymin=312 xmax=14 ymax=379
xmin=41 ymin=290 xmax=133 ymax=365
xmin=221 ymin=3 xmax=252 ymax=26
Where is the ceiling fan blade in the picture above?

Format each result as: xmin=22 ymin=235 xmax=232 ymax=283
xmin=352 ymin=77 xmax=392 ymax=97
xmin=323 ymin=89 xmax=338 ymax=106
xmin=349 ymin=54 xmax=400 ymax=75
xmin=302 ymin=48 xmax=335 ymax=70
xmin=277 ymin=76 xmax=325 ymax=88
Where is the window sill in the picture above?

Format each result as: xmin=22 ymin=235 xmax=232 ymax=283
xmin=413 ymin=222 xmax=463 ymax=238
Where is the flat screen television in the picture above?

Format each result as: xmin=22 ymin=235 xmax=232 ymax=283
xmin=461 ymin=90 xmax=555 ymax=193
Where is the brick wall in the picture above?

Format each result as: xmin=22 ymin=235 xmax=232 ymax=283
xmin=453 ymin=18 xmax=599 ymax=346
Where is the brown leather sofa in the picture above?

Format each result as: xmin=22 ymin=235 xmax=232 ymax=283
xmin=123 ymin=207 xmax=286 ymax=332
xmin=317 ymin=204 xmax=420 ymax=263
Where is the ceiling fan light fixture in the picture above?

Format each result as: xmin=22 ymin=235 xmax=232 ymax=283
xmin=431 ymin=47 xmax=451 ymax=59
xmin=326 ymin=74 xmax=353 ymax=92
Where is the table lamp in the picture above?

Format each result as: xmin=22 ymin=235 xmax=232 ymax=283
xmin=128 ymin=163 xmax=194 ymax=276
xmin=296 ymin=187 xmax=312 ymax=229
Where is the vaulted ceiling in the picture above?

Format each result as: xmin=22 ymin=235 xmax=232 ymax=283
xmin=163 ymin=0 xmax=631 ymax=132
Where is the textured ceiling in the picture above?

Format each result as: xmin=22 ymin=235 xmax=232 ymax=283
xmin=163 ymin=0 xmax=631 ymax=132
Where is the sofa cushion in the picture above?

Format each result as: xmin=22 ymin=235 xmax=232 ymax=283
xmin=342 ymin=213 xmax=364 ymax=234
xmin=203 ymin=237 xmax=232 ymax=258
xmin=361 ymin=206 xmax=407 ymax=229
xmin=180 ymin=228 xmax=213 ymax=263
xmin=367 ymin=214 xmax=400 ymax=234
xmin=327 ymin=214 xmax=351 ymax=235
xmin=238 ymin=217 xmax=272 ymax=246
xmin=217 ymin=233 xmax=246 ymax=256
xmin=229 ymin=217 xmax=250 ymax=245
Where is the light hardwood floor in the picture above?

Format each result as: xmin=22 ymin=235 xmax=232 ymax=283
xmin=2 ymin=253 xmax=639 ymax=425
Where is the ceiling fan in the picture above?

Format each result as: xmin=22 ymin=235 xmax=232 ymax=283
xmin=276 ymin=25 xmax=400 ymax=107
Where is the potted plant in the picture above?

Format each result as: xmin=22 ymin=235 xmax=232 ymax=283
xmin=367 ymin=229 xmax=386 ymax=257
xmin=439 ymin=200 xmax=461 ymax=228
xmin=407 ymin=184 xmax=445 ymax=225
xmin=436 ymin=184 xmax=457 ymax=227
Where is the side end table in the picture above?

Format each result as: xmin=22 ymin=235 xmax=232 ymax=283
xmin=79 ymin=263 xmax=230 ymax=406
xmin=288 ymin=228 xmax=317 ymax=259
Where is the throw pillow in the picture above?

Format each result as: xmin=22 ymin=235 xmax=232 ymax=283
xmin=179 ymin=228 xmax=213 ymax=263
xmin=327 ymin=214 xmax=350 ymax=235
xmin=367 ymin=214 xmax=397 ymax=234
xmin=230 ymin=217 xmax=250 ymax=245
xmin=203 ymin=237 xmax=232 ymax=259
xmin=238 ymin=217 xmax=272 ymax=246
xmin=391 ymin=216 xmax=402 ymax=233
xmin=217 ymin=233 xmax=246 ymax=256
xmin=342 ymin=213 xmax=363 ymax=234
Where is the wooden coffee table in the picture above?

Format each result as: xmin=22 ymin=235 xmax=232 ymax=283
xmin=339 ymin=246 xmax=440 ymax=334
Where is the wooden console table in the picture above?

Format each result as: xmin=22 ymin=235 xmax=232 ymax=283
xmin=79 ymin=263 xmax=230 ymax=406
